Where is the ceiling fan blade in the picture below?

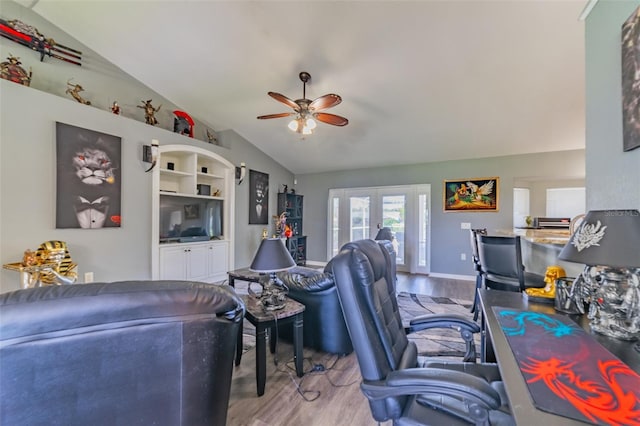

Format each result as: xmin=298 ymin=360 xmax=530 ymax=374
xmin=268 ymin=92 xmax=300 ymax=111
xmin=309 ymin=94 xmax=342 ymax=111
xmin=257 ymin=112 xmax=294 ymax=120
xmin=314 ymin=112 xmax=349 ymax=126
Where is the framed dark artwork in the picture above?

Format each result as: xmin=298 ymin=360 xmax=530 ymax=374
xmin=444 ymin=177 xmax=499 ymax=212
xmin=56 ymin=122 xmax=121 ymax=228
xmin=622 ymin=6 xmax=640 ymax=152
xmin=184 ymin=204 xmax=200 ymax=220
xmin=249 ymin=169 xmax=269 ymax=224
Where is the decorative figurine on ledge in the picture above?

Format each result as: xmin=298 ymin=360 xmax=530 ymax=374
xmin=173 ymin=110 xmax=194 ymax=137
xmin=205 ymin=128 xmax=218 ymax=145
xmin=1 ymin=54 xmax=32 ymax=86
xmin=65 ymin=79 xmax=91 ymax=105
xmin=138 ymin=99 xmax=161 ymax=126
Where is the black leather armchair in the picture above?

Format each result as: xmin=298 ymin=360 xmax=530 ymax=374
xmin=0 ymin=280 xmax=244 ymax=426
xmin=331 ymin=239 xmax=514 ymax=425
xmin=277 ymin=267 xmax=353 ymax=354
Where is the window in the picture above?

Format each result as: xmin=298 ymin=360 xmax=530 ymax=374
xmin=546 ymin=188 xmax=585 ymax=218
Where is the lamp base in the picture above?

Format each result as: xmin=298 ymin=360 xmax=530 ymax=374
xmin=257 ymin=273 xmax=288 ymax=311
xmin=588 ymin=268 xmax=640 ymax=341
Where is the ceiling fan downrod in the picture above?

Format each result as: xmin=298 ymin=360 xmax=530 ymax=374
xmin=299 ymin=71 xmax=311 ymax=100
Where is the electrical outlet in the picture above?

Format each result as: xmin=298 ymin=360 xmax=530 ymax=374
xmin=84 ymin=272 xmax=94 ymax=283
xmin=460 ymin=222 xmax=471 ymax=230
xmin=460 ymin=253 xmax=467 ymax=261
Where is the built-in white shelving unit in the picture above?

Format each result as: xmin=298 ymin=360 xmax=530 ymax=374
xmin=152 ymin=144 xmax=234 ymax=282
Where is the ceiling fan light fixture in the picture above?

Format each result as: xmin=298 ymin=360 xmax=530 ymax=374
xmin=305 ymin=118 xmax=317 ymax=130
xmin=258 ymin=71 xmax=348 ymax=135
xmin=287 ymin=116 xmax=315 ymax=135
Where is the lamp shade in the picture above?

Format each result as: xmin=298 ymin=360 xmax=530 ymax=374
xmin=558 ymin=209 xmax=640 ymax=269
xmin=249 ymin=238 xmax=296 ymax=273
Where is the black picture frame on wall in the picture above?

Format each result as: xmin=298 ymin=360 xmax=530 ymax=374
xmin=622 ymin=5 xmax=640 ymax=152
xmin=249 ymin=169 xmax=269 ymax=224
xmin=55 ymin=122 xmax=122 ymax=229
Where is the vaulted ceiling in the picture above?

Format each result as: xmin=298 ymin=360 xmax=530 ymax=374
xmin=28 ymin=0 xmax=587 ymax=174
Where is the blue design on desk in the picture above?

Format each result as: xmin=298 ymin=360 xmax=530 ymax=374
xmin=497 ymin=310 xmax=578 ymax=337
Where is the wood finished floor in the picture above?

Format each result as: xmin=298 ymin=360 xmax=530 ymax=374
xmin=226 ymin=273 xmax=475 ymax=426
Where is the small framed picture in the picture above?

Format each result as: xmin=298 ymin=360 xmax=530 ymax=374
xmin=249 ymin=170 xmax=269 ymax=224
xmin=184 ymin=204 xmax=200 ymax=220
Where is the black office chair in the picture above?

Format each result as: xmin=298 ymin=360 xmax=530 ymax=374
xmin=331 ymin=239 xmax=514 ymax=425
xmin=476 ymin=235 xmax=545 ymax=293
xmin=469 ymin=228 xmax=487 ymax=320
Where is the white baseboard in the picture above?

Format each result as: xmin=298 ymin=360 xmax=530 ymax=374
xmin=427 ymin=272 xmax=475 ymax=282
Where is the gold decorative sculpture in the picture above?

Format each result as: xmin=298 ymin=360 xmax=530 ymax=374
xmin=2 ymin=240 xmax=78 ymax=288
xmin=138 ymin=99 xmax=162 ymax=125
xmin=36 ymin=240 xmax=78 ymax=285
xmin=66 ymin=79 xmax=91 ymax=105
xmin=525 ymin=265 xmax=567 ymax=299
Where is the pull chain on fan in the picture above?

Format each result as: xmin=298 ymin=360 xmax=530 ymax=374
xmin=257 ymin=71 xmax=348 ymax=135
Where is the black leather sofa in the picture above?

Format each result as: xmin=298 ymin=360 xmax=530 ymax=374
xmin=277 ymin=267 xmax=353 ymax=355
xmin=0 ymin=280 xmax=244 ymax=426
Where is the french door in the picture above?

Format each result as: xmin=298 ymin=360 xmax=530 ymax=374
xmin=328 ymin=184 xmax=431 ymax=273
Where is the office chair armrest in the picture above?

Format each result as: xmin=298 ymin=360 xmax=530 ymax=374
xmin=361 ymin=368 xmax=502 ymax=409
xmin=406 ymin=314 xmax=480 ymax=362
xmin=407 ymin=313 xmax=480 ymax=333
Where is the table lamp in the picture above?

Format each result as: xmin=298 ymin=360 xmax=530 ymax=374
xmin=558 ymin=209 xmax=640 ymax=340
xmin=249 ymin=238 xmax=296 ymax=310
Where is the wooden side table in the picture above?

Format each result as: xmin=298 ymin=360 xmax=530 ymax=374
xmin=236 ymin=294 xmax=305 ymax=396
xmin=227 ymin=267 xmax=262 ymax=288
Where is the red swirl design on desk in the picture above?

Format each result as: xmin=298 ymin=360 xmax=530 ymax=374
xmin=522 ymin=358 xmax=640 ymax=425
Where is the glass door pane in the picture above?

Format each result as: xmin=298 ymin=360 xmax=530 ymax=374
xmin=417 ymin=193 xmax=429 ymax=271
xmin=331 ymin=196 xmax=340 ymax=257
xmin=350 ymin=196 xmax=370 ymax=241
xmin=381 ymin=194 xmax=405 ymax=265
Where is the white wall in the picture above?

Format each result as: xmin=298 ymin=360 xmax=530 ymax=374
xmin=0 ymin=81 xmax=292 ymax=292
xmin=585 ymin=0 xmax=640 ymax=210
xmin=296 ymin=149 xmax=586 ymax=276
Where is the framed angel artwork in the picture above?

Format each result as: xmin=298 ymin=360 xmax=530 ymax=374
xmin=56 ymin=122 xmax=122 ymax=229
xmin=443 ymin=177 xmax=499 ymax=212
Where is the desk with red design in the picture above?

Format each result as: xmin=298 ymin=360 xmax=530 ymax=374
xmin=479 ymin=289 xmax=640 ymax=425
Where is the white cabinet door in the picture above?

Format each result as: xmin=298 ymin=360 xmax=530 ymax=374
xmin=159 ymin=242 xmax=228 ymax=282
xmin=187 ymin=244 xmax=209 ymax=281
xmin=208 ymin=242 xmax=229 ymax=282
xmin=159 ymin=246 xmax=187 ymax=280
